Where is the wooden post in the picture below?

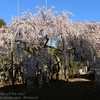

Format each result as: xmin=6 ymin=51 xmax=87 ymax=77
xmin=11 ymin=38 xmax=14 ymax=92
xmin=46 ymin=0 xmax=48 ymax=11
xmin=63 ymin=38 xmax=66 ymax=79
xmin=62 ymin=37 xmax=69 ymax=81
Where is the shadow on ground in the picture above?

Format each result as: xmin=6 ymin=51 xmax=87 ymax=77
xmin=0 ymin=78 xmax=100 ymax=100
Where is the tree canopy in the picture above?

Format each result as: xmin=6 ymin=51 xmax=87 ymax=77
xmin=0 ymin=19 xmax=6 ymax=28
xmin=0 ymin=6 xmax=100 ymax=87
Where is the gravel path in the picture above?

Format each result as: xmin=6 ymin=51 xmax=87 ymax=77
xmin=69 ymin=78 xmax=91 ymax=82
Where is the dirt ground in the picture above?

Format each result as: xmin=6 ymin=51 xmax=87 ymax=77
xmin=0 ymin=78 xmax=100 ymax=100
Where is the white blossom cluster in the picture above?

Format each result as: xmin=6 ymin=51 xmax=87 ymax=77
xmin=23 ymin=49 xmax=54 ymax=87
xmin=0 ymin=6 xmax=100 ymax=86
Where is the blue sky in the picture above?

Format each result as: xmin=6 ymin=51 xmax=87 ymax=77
xmin=0 ymin=0 xmax=100 ymax=24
